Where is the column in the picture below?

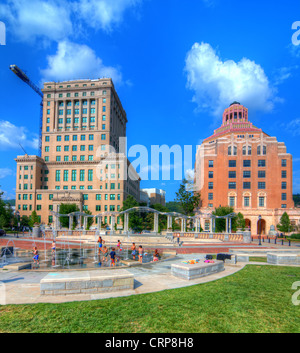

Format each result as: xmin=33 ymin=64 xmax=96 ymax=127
xmin=69 ymin=215 xmax=73 ymax=231
xmin=167 ymin=215 xmax=172 ymax=230
xmin=181 ymin=218 xmax=184 ymax=233
xmin=111 ymin=215 xmax=116 ymax=232
xmin=213 ymin=218 xmax=216 ymax=233
xmin=229 ymin=218 xmax=232 ymax=233
xmin=154 ymin=213 xmax=159 ymax=233
xmin=83 ymin=216 xmax=88 ymax=230
xmin=225 ymin=217 xmax=228 ymax=233
xmin=210 ymin=218 xmax=213 ymax=233
xmin=97 ymin=216 xmax=102 ymax=231
xmin=124 ymin=213 xmax=129 ymax=233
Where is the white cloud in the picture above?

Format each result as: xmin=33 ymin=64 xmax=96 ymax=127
xmin=185 ymin=42 xmax=278 ymax=117
xmin=0 ymin=168 xmax=14 ymax=179
xmin=40 ymin=40 xmax=123 ymax=84
xmin=75 ymin=0 xmax=141 ymax=31
xmin=0 ymin=0 xmax=73 ymax=43
xmin=0 ymin=120 xmax=39 ymax=151
xmin=284 ymin=119 xmax=300 ymax=136
xmin=0 ymin=0 xmax=142 ymax=43
xmin=273 ymin=66 xmax=299 ymax=86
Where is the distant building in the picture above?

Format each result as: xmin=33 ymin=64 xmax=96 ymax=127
xmin=140 ymin=188 xmax=166 ymax=207
xmin=195 ymin=102 xmax=300 ymax=235
xmin=15 ymin=78 xmax=140 ymax=226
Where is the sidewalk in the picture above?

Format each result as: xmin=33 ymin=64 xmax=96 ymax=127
xmin=0 ymin=254 xmax=245 ymax=305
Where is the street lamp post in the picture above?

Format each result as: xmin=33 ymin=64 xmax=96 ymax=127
xmin=15 ymin=211 xmax=20 ymax=238
xmin=258 ymin=215 xmax=262 ymax=246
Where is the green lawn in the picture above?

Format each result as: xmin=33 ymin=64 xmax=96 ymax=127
xmin=0 ymin=265 xmax=299 ymax=333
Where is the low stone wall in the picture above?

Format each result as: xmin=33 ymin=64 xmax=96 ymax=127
xmin=171 ymin=260 xmax=224 ymax=280
xmin=267 ymin=253 xmax=300 ymax=266
xmin=40 ymin=269 xmax=134 ymax=296
xmin=173 ymin=232 xmax=244 ymax=242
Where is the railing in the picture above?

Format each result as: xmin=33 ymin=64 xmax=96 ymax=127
xmin=173 ymin=232 xmax=244 ymax=242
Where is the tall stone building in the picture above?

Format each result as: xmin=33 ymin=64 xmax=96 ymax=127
xmin=15 ymin=78 xmax=140 ymax=227
xmin=195 ymin=102 xmax=300 ymax=235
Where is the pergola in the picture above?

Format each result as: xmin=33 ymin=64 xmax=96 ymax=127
xmin=50 ymin=208 xmax=236 ymax=234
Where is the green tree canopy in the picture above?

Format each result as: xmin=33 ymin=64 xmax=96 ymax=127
xmin=212 ymin=206 xmax=238 ymax=233
xmin=175 ymin=179 xmax=201 ymax=216
xmin=59 ymin=204 xmax=79 ymax=228
xmin=277 ymin=212 xmax=292 ymax=234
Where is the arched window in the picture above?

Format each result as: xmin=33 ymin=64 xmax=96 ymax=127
xmin=248 ymin=146 xmax=252 ymax=155
xmin=257 ymin=145 xmax=261 ymax=155
xmin=263 ymin=146 xmax=267 ymax=155
xmin=233 ymin=146 xmax=237 ymax=156
xmin=243 ymin=146 xmax=247 ymax=155
xmin=228 ymin=146 xmax=232 ymax=156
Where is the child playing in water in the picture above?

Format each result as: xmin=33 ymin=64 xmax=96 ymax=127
xmin=153 ymin=249 xmax=159 ymax=262
xmin=32 ymin=246 xmax=39 ymax=266
xmin=51 ymin=241 xmax=56 ymax=254
xmin=131 ymin=243 xmax=136 ymax=260
xmin=138 ymin=245 xmax=143 ymax=263
xmin=102 ymin=246 xmax=109 ymax=263
xmin=117 ymin=240 xmax=121 ymax=251
xmin=97 ymin=236 xmax=103 ymax=254
xmin=110 ymin=247 xmax=116 ymax=267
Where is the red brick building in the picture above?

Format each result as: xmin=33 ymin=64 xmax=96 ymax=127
xmin=195 ymin=102 xmax=300 ymax=235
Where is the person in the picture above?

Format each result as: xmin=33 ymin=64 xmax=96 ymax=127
xmin=97 ymin=236 xmax=103 ymax=254
xmin=102 ymin=246 xmax=109 ymax=263
xmin=117 ymin=240 xmax=121 ymax=251
xmin=131 ymin=243 xmax=136 ymax=260
xmin=32 ymin=246 xmax=39 ymax=266
xmin=51 ymin=241 xmax=56 ymax=255
xmin=138 ymin=245 xmax=143 ymax=263
xmin=110 ymin=247 xmax=116 ymax=267
xmin=153 ymin=249 xmax=159 ymax=262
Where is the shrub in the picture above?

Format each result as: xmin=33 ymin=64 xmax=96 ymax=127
xmin=290 ymin=233 xmax=300 ymax=240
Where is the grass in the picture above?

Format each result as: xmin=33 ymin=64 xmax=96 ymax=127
xmin=0 ymin=265 xmax=299 ymax=333
xmin=249 ymin=257 xmax=268 ymax=263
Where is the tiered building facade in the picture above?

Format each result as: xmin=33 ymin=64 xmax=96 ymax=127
xmin=195 ymin=102 xmax=300 ymax=235
xmin=15 ymin=78 xmax=140 ymax=227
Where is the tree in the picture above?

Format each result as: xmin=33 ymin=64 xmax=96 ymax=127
xmin=236 ymin=212 xmax=246 ymax=231
xmin=175 ymin=179 xmax=201 ymax=216
xmin=84 ymin=210 xmax=94 ymax=230
xmin=59 ymin=204 xmax=79 ymax=228
xmin=277 ymin=212 xmax=292 ymax=235
xmin=121 ymin=195 xmax=143 ymax=231
xmin=212 ymin=206 xmax=237 ymax=233
xmin=29 ymin=210 xmax=40 ymax=227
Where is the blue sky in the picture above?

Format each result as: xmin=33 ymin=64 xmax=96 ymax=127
xmin=0 ymin=0 xmax=300 ymax=202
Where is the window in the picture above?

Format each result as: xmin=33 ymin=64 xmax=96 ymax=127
xmin=81 ymin=135 xmax=86 ymax=141
xmin=243 ymin=182 xmax=251 ymax=189
xmin=258 ymin=171 xmax=266 ymax=178
xmin=209 ymin=171 xmax=214 ymax=179
xmin=72 ymin=146 xmax=77 ymax=152
xmin=64 ymin=170 xmax=68 ymax=182
xmin=282 ymin=170 xmax=287 ymax=178
xmin=96 ymin=194 xmax=101 ymax=201
xmin=263 ymin=146 xmax=267 ymax=155
xmin=282 ymin=182 xmax=287 ymax=190
xmin=282 ymin=193 xmax=287 ymax=201
xmin=229 ymin=182 xmax=236 ymax=189
xmin=37 ymin=205 xmax=42 ymax=211
xmin=258 ymin=160 xmax=266 ymax=167
xmin=96 ymin=206 xmax=101 ymax=212
xmin=89 ymin=134 xmax=94 ymax=141
xmin=282 ymin=159 xmax=287 ymax=167
xmin=64 ymin=146 xmax=69 ymax=152
xmin=55 ymin=170 xmax=61 ymax=182
xmin=57 ymin=136 xmax=62 ymax=142
xmin=229 ymin=197 xmax=235 ymax=207
xmin=83 ymin=194 xmax=88 ymax=201
xmin=229 ymin=160 xmax=236 ymax=168
xmin=80 ymin=170 xmax=85 ymax=182
xmin=72 ymin=156 xmax=77 ymax=162
xmin=80 ymin=145 xmax=85 ymax=151
xmin=243 ymin=171 xmax=251 ymax=178
xmin=244 ymin=196 xmax=250 ymax=207
xmin=228 ymin=146 xmax=232 ymax=156
xmin=209 ymin=160 xmax=214 ymax=168
xmin=257 ymin=145 xmax=261 ymax=155
xmin=73 ymin=135 xmax=77 ymax=141
xmin=208 ymin=182 xmax=213 ymax=190
xmin=56 ymin=146 xmax=61 ymax=152
xmin=45 ymin=136 xmax=50 ymax=142
xmin=101 ymin=134 xmax=106 ymax=140
xmin=259 ymin=197 xmax=265 ymax=207
xmin=88 ymin=145 xmax=94 ymax=151
xmin=282 ymin=204 xmax=287 ymax=209
xmin=243 ymin=160 xmax=251 ymax=168
xmin=229 ymin=171 xmax=236 ymax=179
xmin=88 ymin=170 xmax=93 ymax=182
xmin=45 ymin=146 xmax=49 ymax=152
xmin=258 ymin=182 xmax=266 ymax=189
xmin=37 ymin=194 xmax=42 ymax=200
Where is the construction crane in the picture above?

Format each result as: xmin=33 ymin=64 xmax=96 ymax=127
xmin=9 ymin=64 xmax=43 ymax=157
